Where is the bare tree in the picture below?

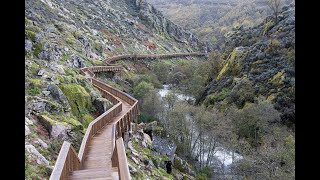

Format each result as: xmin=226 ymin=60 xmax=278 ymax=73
xmin=267 ymin=0 xmax=283 ymax=24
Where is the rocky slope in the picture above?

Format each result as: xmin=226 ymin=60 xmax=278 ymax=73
xmin=25 ymin=0 xmax=205 ymax=179
xmin=127 ymin=121 xmax=196 ymax=180
xmin=148 ymin=0 xmax=294 ymax=50
xmin=201 ymin=4 xmax=295 ymax=128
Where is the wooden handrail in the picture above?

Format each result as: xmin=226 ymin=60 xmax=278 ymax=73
xmin=112 ymin=138 xmax=131 ymax=180
xmin=92 ymin=78 xmax=138 ymax=106
xmin=78 ymin=101 xmax=122 ymax=161
xmin=50 ymin=142 xmax=81 ymax=180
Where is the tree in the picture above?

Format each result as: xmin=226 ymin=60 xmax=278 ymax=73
xmin=151 ymin=61 xmax=172 ymax=84
xmin=133 ymin=81 xmax=154 ymax=99
xmin=227 ymin=96 xmax=281 ymax=148
xmin=163 ymin=91 xmax=178 ymax=111
xmin=142 ymin=90 xmax=163 ymax=118
xmin=267 ymin=0 xmax=283 ymax=24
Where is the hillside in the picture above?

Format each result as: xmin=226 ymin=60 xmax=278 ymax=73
xmin=25 ymin=0 xmax=206 ymax=179
xmin=201 ymin=3 xmax=295 ymax=128
xmin=148 ymin=0 xmax=294 ymax=50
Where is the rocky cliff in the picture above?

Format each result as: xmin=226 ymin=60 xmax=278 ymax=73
xmin=131 ymin=0 xmax=209 ymax=51
xmin=201 ymin=4 xmax=295 ymax=128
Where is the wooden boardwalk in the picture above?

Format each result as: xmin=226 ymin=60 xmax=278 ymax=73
xmin=49 ymin=53 xmax=207 ymax=180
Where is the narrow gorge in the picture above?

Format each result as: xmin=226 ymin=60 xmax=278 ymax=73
xmin=25 ymin=0 xmax=295 ymax=179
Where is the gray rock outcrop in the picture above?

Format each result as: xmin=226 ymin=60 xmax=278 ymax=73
xmin=25 ymin=145 xmax=50 ymax=166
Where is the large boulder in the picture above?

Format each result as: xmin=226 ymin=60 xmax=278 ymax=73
xmin=38 ymin=115 xmax=71 ymax=139
xmin=152 ymin=135 xmax=176 ymax=161
xmin=25 ymin=144 xmax=49 ymax=166
xmin=173 ymin=155 xmax=195 ymax=176
xmin=51 ymin=124 xmax=70 ymax=139
xmin=66 ymin=54 xmax=85 ymax=68
xmin=49 ymin=62 xmax=65 ymax=75
xmin=30 ymin=100 xmax=46 ymax=112
xmin=93 ymin=98 xmax=113 ymax=114
xmin=47 ymin=84 xmax=71 ymax=110
xmin=59 ymin=84 xmax=92 ymax=117
xmin=29 ymin=97 xmax=64 ymax=114
xmin=38 ymin=42 xmax=62 ymax=62
xmin=33 ymin=138 xmax=48 ymax=150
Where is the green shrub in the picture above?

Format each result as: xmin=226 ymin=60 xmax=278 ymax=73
xmin=26 ymin=26 xmax=41 ymax=33
xmin=203 ymin=88 xmax=230 ymax=106
xmin=33 ymin=43 xmax=43 ymax=57
xmin=25 ymin=30 xmax=37 ymax=42
xmin=138 ymin=112 xmax=157 ymax=123
xmin=27 ymin=86 xmax=41 ymax=96
xmin=82 ymin=114 xmax=94 ymax=128
xmin=133 ymin=81 xmax=154 ymax=99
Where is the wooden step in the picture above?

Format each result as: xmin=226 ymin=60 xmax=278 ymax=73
xmin=86 ymin=155 xmax=111 ymax=160
xmin=69 ymin=177 xmax=114 ymax=180
xmin=69 ymin=171 xmax=115 ymax=179
xmin=70 ymin=169 xmax=110 ymax=177
xmin=82 ymin=162 xmax=111 ymax=169
xmin=86 ymin=150 xmax=111 ymax=154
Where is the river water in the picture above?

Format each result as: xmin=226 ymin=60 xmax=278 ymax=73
xmin=157 ymin=84 xmax=243 ymax=170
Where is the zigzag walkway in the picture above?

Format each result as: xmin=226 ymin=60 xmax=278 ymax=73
xmin=49 ymin=53 xmax=206 ymax=180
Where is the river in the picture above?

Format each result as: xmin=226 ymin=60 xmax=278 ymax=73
xmin=157 ymin=84 xmax=243 ymax=172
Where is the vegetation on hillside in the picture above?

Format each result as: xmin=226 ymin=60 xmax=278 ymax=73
xmin=148 ymin=0 xmax=294 ymax=50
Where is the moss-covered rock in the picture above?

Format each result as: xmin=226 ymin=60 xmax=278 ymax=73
xmin=49 ymin=114 xmax=82 ymax=128
xmin=59 ymin=84 xmax=93 ymax=117
xmin=82 ymin=114 xmax=94 ymax=128
xmin=38 ymin=114 xmax=64 ymax=134
xmin=216 ymin=49 xmax=241 ymax=80
xmin=269 ymin=70 xmax=285 ymax=86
